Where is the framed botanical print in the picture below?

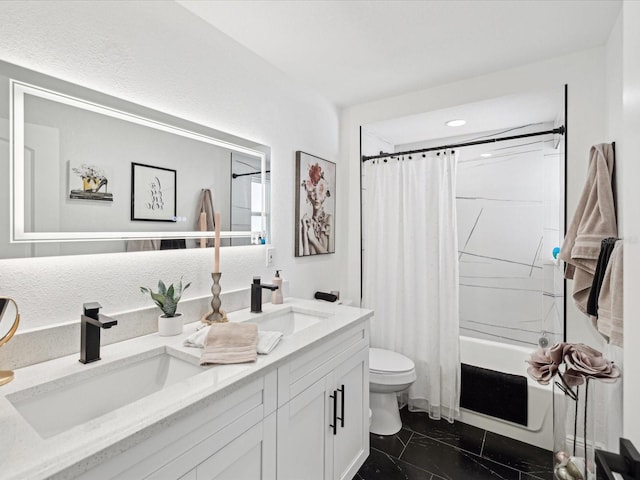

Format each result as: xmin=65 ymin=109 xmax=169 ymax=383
xmin=295 ymin=151 xmax=336 ymax=256
xmin=131 ymin=162 xmax=177 ymax=222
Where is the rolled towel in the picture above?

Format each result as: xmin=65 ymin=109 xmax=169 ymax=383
xmin=185 ymin=324 xmax=284 ymax=355
xmin=200 ymin=322 xmax=258 ymax=366
xmin=257 ymin=331 xmax=284 ymax=355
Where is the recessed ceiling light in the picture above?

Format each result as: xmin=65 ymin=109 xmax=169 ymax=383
xmin=445 ymin=119 xmax=466 ymax=127
xmin=480 ymin=153 xmax=492 ymax=158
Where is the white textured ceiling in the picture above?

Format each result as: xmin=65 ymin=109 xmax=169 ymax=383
xmin=177 ymin=0 xmax=620 ymax=107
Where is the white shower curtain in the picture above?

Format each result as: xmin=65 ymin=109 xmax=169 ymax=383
xmin=362 ymin=151 xmax=460 ymax=422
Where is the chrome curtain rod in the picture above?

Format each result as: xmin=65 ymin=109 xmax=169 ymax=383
xmin=232 ymin=170 xmax=270 ymax=178
xmin=361 ymin=125 xmax=565 ymax=162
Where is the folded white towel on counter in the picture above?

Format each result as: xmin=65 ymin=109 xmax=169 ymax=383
xmin=257 ymin=330 xmax=284 ymax=355
xmin=184 ymin=323 xmax=209 ymax=348
xmin=185 ymin=324 xmax=283 ymax=355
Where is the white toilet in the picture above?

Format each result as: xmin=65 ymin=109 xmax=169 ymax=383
xmin=369 ymin=348 xmax=417 ymax=435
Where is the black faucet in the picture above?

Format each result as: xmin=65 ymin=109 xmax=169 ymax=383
xmin=251 ymin=277 xmax=279 ymax=313
xmin=80 ymin=302 xmax=118 ymax=364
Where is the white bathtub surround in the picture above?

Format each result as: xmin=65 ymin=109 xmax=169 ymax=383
xmin=362 ymin=152 xmax=460 ymax=422
xmin=451 ymin=125 xmax=564 ymax=348
xmin=0 ymin=299 xmax=372 ymax=480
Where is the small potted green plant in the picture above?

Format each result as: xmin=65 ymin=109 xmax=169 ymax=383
xmin=140 ymin=277 xmax=191 ymax=336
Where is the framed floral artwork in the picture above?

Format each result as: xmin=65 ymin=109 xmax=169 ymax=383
xmin=131 ymin=162 xmax=177 ymax=222
xmin=295 ymin=151 xmax=336 ymax=256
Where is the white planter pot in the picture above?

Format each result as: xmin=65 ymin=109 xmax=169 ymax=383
xmin=158 ymin=313 xmax=183 ymax=336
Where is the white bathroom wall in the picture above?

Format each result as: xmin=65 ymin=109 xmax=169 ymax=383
xmin=596 ymin=10 xmax=625 ymax=452
xmin=0 ymin=1 xmax=343 ymax=330
xmin=342 ymin=48 xmax=607 ymax=351
xmin=621 ymin=1 xmax=640 ymax=446
xmin=606 ymin=13 xmax=623 ymax=167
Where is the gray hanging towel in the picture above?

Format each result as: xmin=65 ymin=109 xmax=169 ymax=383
xmin=195 ymin=189 xmax=216 ymax=248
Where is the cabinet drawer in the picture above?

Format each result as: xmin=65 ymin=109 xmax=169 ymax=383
xmin=196 ymin=413 xmax=276 ymax=480
xmin=148 ymin=412 xmax=276 ymax=480
xmin=277 ymin=321 xmax=368 ymax=407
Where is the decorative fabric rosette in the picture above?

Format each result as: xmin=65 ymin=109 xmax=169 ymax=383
xmin=526 ymin=342 xmax=620 ymax=387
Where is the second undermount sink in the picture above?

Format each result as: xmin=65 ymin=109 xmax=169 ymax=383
xmin=7 ymin=347 xmax=205 ymax=439
xmin=250 ymin=307 xmax=331 ymax=336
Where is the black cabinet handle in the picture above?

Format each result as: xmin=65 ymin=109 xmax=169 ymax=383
xmin=337 ymin=385 xmax=345 ymax=428
xmin=329 ymin=390 xmax=337 ymax=435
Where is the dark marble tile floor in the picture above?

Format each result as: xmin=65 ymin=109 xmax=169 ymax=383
xmin=355 ymin=407 xmax=553 ymax=480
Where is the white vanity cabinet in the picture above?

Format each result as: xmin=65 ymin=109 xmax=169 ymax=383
xmin=50 ymin=314 xmax=370 ymax=480
xmin=276 ymin=323 xmax=369 ymax=480
xmin=76 ymin=371 xmax=278 ymax=480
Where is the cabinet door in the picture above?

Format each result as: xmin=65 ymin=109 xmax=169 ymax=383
xmin=331 ymin=347 xmax=369 ymax=480
xmin=277 ymin=376 xmax=332 ymax=480
xmin=196 ymin=413 xmax=276 ymax=480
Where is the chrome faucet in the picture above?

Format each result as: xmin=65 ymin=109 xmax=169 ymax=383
xmin=80 ymin=302 xmax=117 ymax=364
xmin=251 ymin=277 xmax=279 ymax=313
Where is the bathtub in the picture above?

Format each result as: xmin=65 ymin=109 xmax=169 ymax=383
xmin=459 ymin=336 xmax=553 ymax=450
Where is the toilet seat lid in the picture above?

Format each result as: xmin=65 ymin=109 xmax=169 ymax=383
xmin=369 ymin=348 xmax=415 ymax=374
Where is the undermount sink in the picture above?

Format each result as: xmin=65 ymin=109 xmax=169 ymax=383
xmin=250 ymin=307 xmax=330 ymax=336
xmin=7 ymin=347 xmax=204 ymax=439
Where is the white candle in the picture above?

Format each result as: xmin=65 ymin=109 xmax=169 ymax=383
xmin=214 ymin=212 xmax=221 ymax=273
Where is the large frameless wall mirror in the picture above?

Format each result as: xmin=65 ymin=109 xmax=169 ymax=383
xmin=361 ymin=86 xmax=566 ymax=348
xmin=0 ymin=60 xmax=270 ymax=258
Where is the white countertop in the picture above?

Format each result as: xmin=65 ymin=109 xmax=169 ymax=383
xmin=0 ymin=298 xmax=372 ymax=480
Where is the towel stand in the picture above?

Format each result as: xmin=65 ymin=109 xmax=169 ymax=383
xmin=596 ymin=438 xmax=640 ymax=479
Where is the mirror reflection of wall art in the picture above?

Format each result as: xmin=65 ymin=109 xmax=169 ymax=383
xmin=294 ymin=151 xmax=336 ymax=256
xmin=131 ymin=163 xmax=177 ymax=222
xmin=69 ymin=162 xmax=113 ymax=201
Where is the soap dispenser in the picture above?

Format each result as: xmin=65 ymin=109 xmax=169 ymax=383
xmin=272 ymin=270 xmax=283 ymax=304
